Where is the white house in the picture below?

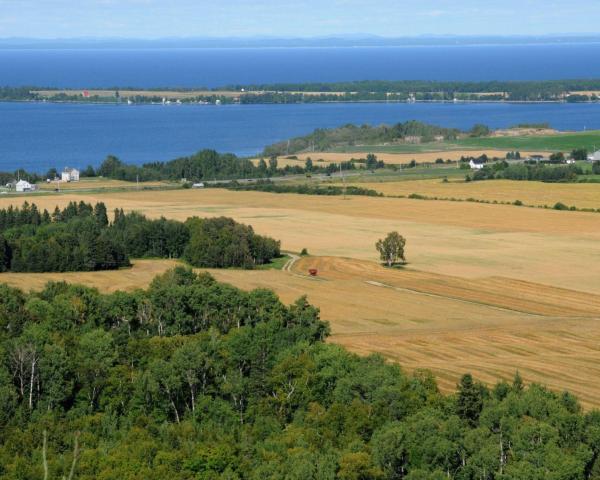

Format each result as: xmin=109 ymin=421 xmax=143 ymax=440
xmin=15 ymin=180 xmax=35 ymax=192
xmin=469 ymin=159 xmax=485 ymax=170
xmin=587 ymin=150 xmax=600 ymax=162
xmin=62 ymin=167 xmax=80 ymax=182
xmin=192 ymin=182 xmax=205 ymax=189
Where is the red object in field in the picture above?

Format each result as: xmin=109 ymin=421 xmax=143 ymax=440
xmin=308 ymin=269 xmax=318 ymax=276
xmin=82 ymin=90 xmax=90 ymax=97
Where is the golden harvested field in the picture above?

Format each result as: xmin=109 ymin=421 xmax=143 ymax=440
xmin=256 ymin=150 xmax=547 ymax=167
xmin=2 ymin=187 xmax=600 ymax=406
xmin=0 ymin=259 xmax=181 ymax=292
xmin=351 ymin=178 xmax=600 ymax=209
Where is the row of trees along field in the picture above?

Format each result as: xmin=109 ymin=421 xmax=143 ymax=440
xmin=0 ymin=201 xmax=280 ymax=272
xmin=1 ymin=267 xmax=600 ymax=478
xmin=469 ymin=162 xmax=585 ymax=182
xmin=84 ymin=150 xmax=384 ymax=182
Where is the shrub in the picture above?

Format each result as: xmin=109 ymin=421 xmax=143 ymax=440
xmin=553 ymin=202 xmax=569 ymax=211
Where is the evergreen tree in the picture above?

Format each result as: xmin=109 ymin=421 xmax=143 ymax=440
xmin=456 ymin=373 xmax=484 ymax=426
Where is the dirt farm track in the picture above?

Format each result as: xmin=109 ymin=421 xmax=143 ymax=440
xmin=2 ymin=186 xmax=600 ymax=407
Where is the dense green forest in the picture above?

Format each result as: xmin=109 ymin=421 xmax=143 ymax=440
xmin=1 ymin=267 xmax=600 ymax=479
xmin=0 ymin=202 xmax=280 ymax=272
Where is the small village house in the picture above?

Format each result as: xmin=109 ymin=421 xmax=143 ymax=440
xmin=62 ymin=167 xmax=80 ymax=182
xmin=469 ymin=159 xmax=485 ymax=170
xmin=15 ymin=180 xmax=36 ymax=192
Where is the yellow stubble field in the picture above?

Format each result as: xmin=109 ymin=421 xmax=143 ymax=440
xmin=351 ymin=178 xmax=600 ymax=210
xmin=2 ymin=188 xmax=600 ymax=406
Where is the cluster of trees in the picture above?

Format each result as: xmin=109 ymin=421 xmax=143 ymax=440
xmin=0 ymin=202 xmax=128 ymax=272
xmin=183 ymin=216 xmax=280 ymax=268
xmin=91 ymin=151 xmax=385 ymax=183
xmin=2 ymin=268 xmax=600 ymax=478
xmin=0 ymin=86 xmax=39 ymax=101
xmin=471 ymin=163 xmax=582 ymax=182
xmin=229 ymin=182 xmax=383 ymax=197
xmin=0 ymin=202 xmax=280 ymax=272
xmin=263 ymin=121 xmax=464 ymax=157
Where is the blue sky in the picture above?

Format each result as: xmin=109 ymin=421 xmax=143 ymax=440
xmin=1 ymin=0 xmax=599 ymax=39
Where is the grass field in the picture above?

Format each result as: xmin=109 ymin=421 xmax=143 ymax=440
xmin=2 ymin=187 xmax=600 ymax=406
xmin=35 ymin=178 xmax=177 ymax=192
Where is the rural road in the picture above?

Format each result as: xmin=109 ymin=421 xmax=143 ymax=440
xmin=282 ymin=253 xmax=300 ymax=272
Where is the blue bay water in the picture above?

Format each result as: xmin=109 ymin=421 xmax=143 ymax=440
xmin=2 ymin=44 xmax=600 ymax=172
xmin=3 ymin=44 xmax=600 ymax=87
xmin=2 ymin=101 xmax=600 ymax=172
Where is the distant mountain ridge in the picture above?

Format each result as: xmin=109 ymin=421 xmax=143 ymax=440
xmin=2 ymin=35 xmax=600 ymax=49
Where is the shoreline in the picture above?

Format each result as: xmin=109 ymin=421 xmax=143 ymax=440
xmin=2 ymin=98 xmax=600 ymax=106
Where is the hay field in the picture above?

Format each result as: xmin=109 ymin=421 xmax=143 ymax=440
xmin=351 ymin=178 xmax=600 ymax=209
xmin=0 ymin=259 xmax=181 ymax=292
xmin=3 ymin=187 xmax=600 ymax=406
xmin=2 ymin=188 xmax=600 ymax=291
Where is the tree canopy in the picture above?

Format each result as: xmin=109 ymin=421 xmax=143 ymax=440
xmin=0 ymin=269 xmax=599 ymax=478
xmin=0 ymin=202 xmax=280 ymax=272
xmin=376 ymin=232 xmax=407 ymax=267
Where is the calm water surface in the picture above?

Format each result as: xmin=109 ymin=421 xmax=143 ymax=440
xmin=1 ymin=101 xmax=600 ymax=172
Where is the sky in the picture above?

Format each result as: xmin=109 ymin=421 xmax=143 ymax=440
xmin=1 ymin=0 xmax=599 ymax=39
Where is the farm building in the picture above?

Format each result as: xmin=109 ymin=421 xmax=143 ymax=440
xmin=15 ymin=180 xmax=36 ymax=192
xmin=192 ymin=182 xmax=205 ymax=189
xmin=62 ymin=167 xmax=80 ymax=182
xmin=469 ymin=159 xmax=485 ymax=170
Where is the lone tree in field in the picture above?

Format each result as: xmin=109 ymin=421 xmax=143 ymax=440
xmin=376 ymin=232 xmax=406 ymax=267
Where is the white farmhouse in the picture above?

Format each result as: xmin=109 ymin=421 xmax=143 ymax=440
xmin=469 ymin=159 xmax=485 ymax=170
xmin=62 ymin=167 xmax=80 ymax=182
xmin=15 ymin=180 xmax=35 ymax=192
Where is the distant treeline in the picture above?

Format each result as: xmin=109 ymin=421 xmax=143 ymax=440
xmin=4 ymin=79 xmax=600 ymax=104
xmin=226 ymin=79 xmax=600 ymax=102
xmin=263 ymin=120 xmax=471 ymax=156
xmin=0 ymin=201 xmax=280 ymax=272
xmin=90 ymin=150 xmax=384 ymax=182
